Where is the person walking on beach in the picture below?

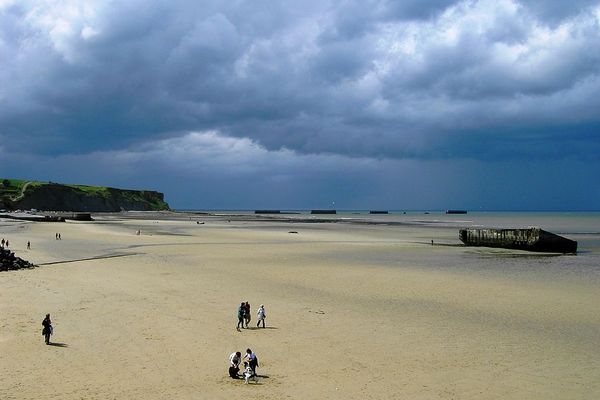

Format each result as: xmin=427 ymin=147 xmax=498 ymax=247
xmin=229 ymin=351 xmax=242 ymax=378
xmin=244 ymin=348 xmax=259 ymax=375
xmin=42 ymin=314 xmax=53 ymax=345
xmin=27 ymin=241 xmax=31 ymax=250
xmin=237 ymin=302 xmax=246 ymax=331
xmin=256 ymin=304 xmax=266 ymax=328
xmin=244 ymin=301 xmax=251 ymax=328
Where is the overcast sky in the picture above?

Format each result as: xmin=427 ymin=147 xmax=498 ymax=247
xmin=1 ymin=0 xmax=599 ymax=210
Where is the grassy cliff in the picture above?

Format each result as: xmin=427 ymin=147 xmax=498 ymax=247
xmin=1 ymin=179 xmax=170 ymax=212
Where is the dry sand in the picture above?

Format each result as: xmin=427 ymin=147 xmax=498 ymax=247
xmin=1 ymin=213 xmax=599 ymax=399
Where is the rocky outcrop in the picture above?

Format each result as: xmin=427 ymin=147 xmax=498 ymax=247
xmin=0 ymin=247 xmax=36 ymax=271
xmin=8 ymin=184 xmax=169 ymax=212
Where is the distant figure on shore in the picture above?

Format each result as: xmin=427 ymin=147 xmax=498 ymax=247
xmin=244 ymin=301 xmax=251 ymax=328
xmin=229 ymin=351 xmax=242 ymax=378
xmin=256 ymin=304 xmax=266 ymax=328
xmin=42 ymin=314 xmax=53 ymax=345
xmin=136 ymin=230 xmax=141 ymax=235
xmin=237 ymin=302 xmax=246 ymax=331
xmin=1 ymin=238 xmax=4 ymax=247
xmin=5 ymin=239 xmax=8 ymax=247
xmin=55 ymin=233 xmax=58 ymax=240
xmin=244 ymin=348 xmax=259 ymax=375
xmin=27 ymin=241 xmax=31 ymax=250
xmin=58 ymin=233 xmax=61 ymax=240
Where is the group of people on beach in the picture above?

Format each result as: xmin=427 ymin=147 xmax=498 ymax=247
xmin=237 ymin=302 xmax=266 ymax=330
xmin=229 ymin=348 xmax=259 ymax=382
xmin=41 ymin=305 xmax=267 ymax=382
xmin=35 ymin=275 xmax=268 ymax=384
xmin=231 ymin=303 xmax=266 ymax=383
xmin=1 ymin=234 xmax=62 ymax=250
xmin=1 ymin=238 xmax=31 ymax=249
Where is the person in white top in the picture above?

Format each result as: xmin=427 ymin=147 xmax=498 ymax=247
xmin=256 ymin=304 xmax=266 ymax=328
xmin=229 ymin=351 xmax=242 ymax=378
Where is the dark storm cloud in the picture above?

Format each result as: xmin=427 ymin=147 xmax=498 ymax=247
xmin=2 ymin=131 xmax=598 ymax=210
xmin=1 ymin=0 xmax=600 ymax=161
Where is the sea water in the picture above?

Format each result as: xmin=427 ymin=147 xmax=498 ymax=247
xmin=318 ymin=210 xmax=600 ymax=250
xmin=268 ymin=210 xmax=600 ymax=280
xmin=393 ymin=211 xmax=600 ymax=285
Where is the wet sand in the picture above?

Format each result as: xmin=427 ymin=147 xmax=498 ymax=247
xmin=1 ymin=213 xmax=599 ymax=399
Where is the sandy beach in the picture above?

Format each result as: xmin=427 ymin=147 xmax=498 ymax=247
xmin=1 ymin=212 xmax=599 ymax=399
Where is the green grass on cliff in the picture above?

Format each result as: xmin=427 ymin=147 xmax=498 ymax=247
xmin=1 ymin=179 xmax=100 ymax=199
xmin=66 ymin=184 xmax=111 ymax=198
xmin=1 ymin=178 xmax=34 ymax=192
xmin=0 ymin=179 xmax=23 ymax=197
xmin=1 ymin=179 xmax=43 ymax=201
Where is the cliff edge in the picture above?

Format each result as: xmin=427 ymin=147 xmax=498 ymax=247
xmin=1 ymin=179 xmax=170 ymax=212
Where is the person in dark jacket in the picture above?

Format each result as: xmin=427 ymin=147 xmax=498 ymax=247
xmin=42 ymin=314 xmax=52 ymax=345
xmin=237 ymin=302 xmax=246 ymax=331
xmin=244 ymin=348 xmax=259 ymax=375
xmin=244 ymin=301 xmax=251 ymax=328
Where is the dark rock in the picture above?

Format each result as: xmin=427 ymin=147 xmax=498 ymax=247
xmin=0 ymin=247 xmax=37 ymax=271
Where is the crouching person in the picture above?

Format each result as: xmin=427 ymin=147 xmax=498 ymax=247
xmin=229 ymin=351 xmax=242 ymax=379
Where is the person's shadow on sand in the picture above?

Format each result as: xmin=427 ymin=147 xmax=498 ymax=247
xmin=246 ymin=326 xmax=278 ymax=330
xmin=48 ymin=342 xmax=68 ymax=347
